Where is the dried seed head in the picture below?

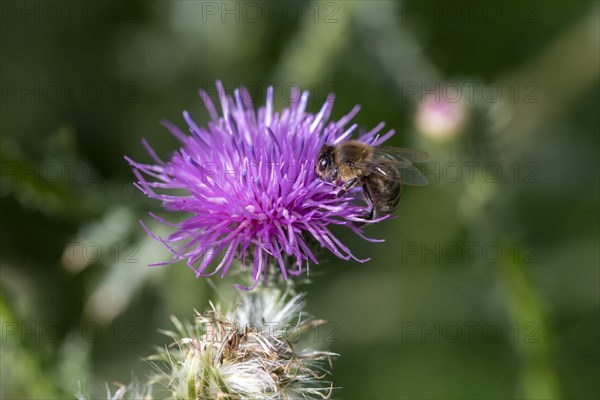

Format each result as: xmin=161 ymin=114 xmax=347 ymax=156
xmin=148 ymin=287 xmax=336 ymax=399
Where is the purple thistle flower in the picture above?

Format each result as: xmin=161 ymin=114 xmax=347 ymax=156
xmin=126 ymin=81 xmax=394 ymax=289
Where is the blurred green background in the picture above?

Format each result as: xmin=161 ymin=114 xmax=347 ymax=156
xmin=1 ymin=0 xmax=598 ymax=398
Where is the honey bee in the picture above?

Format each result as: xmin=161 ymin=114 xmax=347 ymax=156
xmin=316 ymin=140 xmax=430 ymax=225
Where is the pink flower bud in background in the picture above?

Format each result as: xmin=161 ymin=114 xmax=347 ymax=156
xmin=415 ymin=91 xmax=468 ymax=140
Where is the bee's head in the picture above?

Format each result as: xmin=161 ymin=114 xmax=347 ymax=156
xmin=316 ymin=145 xmax=338 ymax=181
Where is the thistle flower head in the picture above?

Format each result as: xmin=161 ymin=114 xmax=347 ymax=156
xmin=127 ymin=81 xmax=394 ymax=288
xmin=148 ymin=288 xmax=336 ymax=399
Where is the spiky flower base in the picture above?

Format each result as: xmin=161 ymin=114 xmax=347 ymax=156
xmin=150 ymin=288 xmax=335 ymax=399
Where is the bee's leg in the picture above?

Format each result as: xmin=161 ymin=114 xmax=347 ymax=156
xmin=336 ymin=177 xmax=359 ymax=198
xmin=343 ymin=177 xmax=360 ymax=191
xmin=354 ymin=184 xmax=374 ymax=227
xmin=361 ymin=183 xmax=373 ymax=208
xmin=361 ymin=183 xmax=374 ymax=220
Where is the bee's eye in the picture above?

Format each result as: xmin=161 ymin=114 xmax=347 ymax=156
xmin=319 ymin=158 xmax=329 ymax=169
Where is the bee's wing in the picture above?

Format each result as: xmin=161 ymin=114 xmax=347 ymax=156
xmin=373 ymin=146 xmax=432 ymax=163
xmin=394 ymin=161 xmax=429 ymax=186
xmin=356 ymin=160 xmax=429 ymax=186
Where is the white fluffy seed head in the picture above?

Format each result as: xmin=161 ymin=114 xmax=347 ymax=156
xmin=148 ymin=287 xmax=336 ymax=399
